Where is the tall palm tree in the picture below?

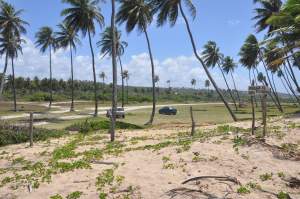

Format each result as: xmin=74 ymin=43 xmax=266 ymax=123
xmin=116 ymin=0 xmax=157 ymax=125
xmin=62 ymin=0 xmax=105 ymax=117
xmin=35 ymin=27 xmax=56 ymax=108
xmin=0 ymin=36 xmax=25 ymax=111
xmin=97 ymin=27 xmax=128 ymax=107
xmin=205 ymin=79 xmax=210 ymax=94
xmin=99 ymin=71 xmax=106 ymax=102
xmin=0 ymin=2 xmax=28 ymax=99
xmin=110 ymin=0 xmax=118 ymax=142
xmin=222 ymin=56 xmax=241 ymax=107
xmin=191 ymin=78 xmax=196 ymax=90
xmin=151 ymin=0 xmax=237 ymax=121
xmin=55 ymin=23 xmax=81 ymax=111
xmin=202 ymin=41 xmax=238 ymax=111
xmin=122 ymin=70 xmax=129 ymax=104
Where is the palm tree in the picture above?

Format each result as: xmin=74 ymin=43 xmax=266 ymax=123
xmin=202 ymin=41 xmax=238 ymax=111
xmin=97 ymin=27 xmax=128 ymax=108
xmin=116 ymin=0 xmax=157 ymax=125
xmin=253 ymin=0 xmax=282 ymax=33
xmin=35 ymin=27 xmax=56 ymax=108
xmin=0 ymin=36 xmax=25 ymax=111
xmin=62 ymin=0 xmax=105 ymax=117
xmin=99 ymin=71 xmax=106 ymax=102
xmin=205 ymin=79 xmax=210 ymax=94
xmin=151 ymin=0 xmax=237 ymax=121
xmin=154 ymin=74 xmax=159 ymax=97
xmin=253 ymin=0 xmax=300 ymax=91
xmin=222 ymin=56 xmax=241 ymax=108
xmin=122 ymin=70 xmax=129 ymax=104
xmin=191 ymin=78 xmax=196 ymax=90
xmin=110 ymin=0 xmax=118 ymax=142
xmin=239 ymin=34 xmax=283 ymax=112
xmin=277 ymin=70 xmax=300 ymax=104
xmin=0 ymin=2 xmax=28 ymax=99
xmin=55 ymin=23 xmax=81 ymax=112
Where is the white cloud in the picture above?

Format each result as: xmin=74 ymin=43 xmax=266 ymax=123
xmin=0 ymin=37 xmax=252 ymax=91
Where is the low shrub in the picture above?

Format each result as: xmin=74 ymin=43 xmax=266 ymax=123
xmin=0 ymin=122 xmax=67 ymax=147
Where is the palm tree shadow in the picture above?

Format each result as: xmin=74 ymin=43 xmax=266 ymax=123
xmin=165 ymin=187 xmax=222 ymax=199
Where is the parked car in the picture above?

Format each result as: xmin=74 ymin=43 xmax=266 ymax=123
xmin=106 ymin=107 xmax=125 ymax=119
xmin=159 ymin=106 xmax=177 ymax=115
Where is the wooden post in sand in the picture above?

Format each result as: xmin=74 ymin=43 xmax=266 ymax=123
xmin=249 ymin=81 xmax=256 ymax=136
xmin=261 ymin=93 xmax=268 ymax=137
xmin=190 ymin=106 xmax=195 ymax=136
xmin=29 ymin=112 xmax=33 ymax=147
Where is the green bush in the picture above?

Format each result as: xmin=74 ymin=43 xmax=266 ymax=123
xmin=0 ymin=123 xmax=67 ymax=147
xmin=66 ymin=118 xmax=142 ymax=133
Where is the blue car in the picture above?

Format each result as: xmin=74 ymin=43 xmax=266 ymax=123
xmin=159 ymin=106 xmax=177 ymax=115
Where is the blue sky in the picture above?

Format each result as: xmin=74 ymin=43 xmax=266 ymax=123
xmin=1 ymin=0 xmax=295 ymax=92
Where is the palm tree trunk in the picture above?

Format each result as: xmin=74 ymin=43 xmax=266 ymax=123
xmin=87 ymin=29 xmax=98 ymax=117
xmin=230 ymin=71 xmax=241 ymax=106
xmin=49 ymin=46 xmax=53 ymax=108
xmin=217 ymin=62 xmax=237 ymax=111
xmin=70 ymin=44 xmax=75 ymax=112
xmin=179 ymin=2 xmax=237 ymax=121
xmin=11 ymin=58 xmax=17 ymax=112
xmin=0 ymin=53 xmax=8 ymax=100
xmin=280 ymin=77 xmax=299 ymax=105
xmin=110 ymin=0 xmax=117 ymax=142
xmin=118 ymin=56 xmax=124 ymax=108
xmin=286 ymin=58 xmax=300 ymax=92
xmin=143 ymin=25 xmax=156 ymax=125
xmin=259 ymin=52 xmax=283 ymax=112
xmin=282 ymin=66 xmax=300 ymax=104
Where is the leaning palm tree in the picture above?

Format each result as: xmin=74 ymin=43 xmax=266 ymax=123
xmin=151 ymin=0 xmax=237 ymax=121
xmin=97 ymin=27 xmax=128 ymax=108
xmin=116 ymin=0 xmax=157 ymax=125
xmin=0 ymin=2 xmax=28 ymax=99
xmin=222 ymin=56 xmax=241 ymax=108
xmin=35 ymin=27 xmax=56 ymax=108
xmin=62 ymin=0 xmax=105 ymax=117
xmin=239 ymin=34 xmax=283 ymax=112
xmin=56 ymin=23 xmax=81 ymax=112
xmin=0 ymin=36 xmax=25 ymax=111
xmin=202 ymin=41 xmax=238 ymax=111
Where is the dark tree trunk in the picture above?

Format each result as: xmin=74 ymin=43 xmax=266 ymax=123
xmin=217 ymin=62 xmax=237 ymax=111
xmin=0 ymin=53 xmax=8 ymax=100
xmin=11 ymin=58 xmax=17 ymax=112
xmin=49 ymin=46 xmax=53 ymax=108
xmin=118 ymin=56 xmax=124 ymax=108
xmin=88 ymin=29 xmax=98 ymax=117
xmin=286 ymin=58 xmax=300 ymax=92
xmin=110 ymin=0 xmax=117 ymax=142
xmin=179 ymin=2 xmax=237 ymax=121
xmin=143 ymin=26 xmax=156 ymax=125
xmin=70 ymin=44 xmax=75 ymax=112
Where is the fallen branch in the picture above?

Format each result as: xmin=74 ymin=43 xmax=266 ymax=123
xmin=182 ymin=176 xmax=241 ymax=185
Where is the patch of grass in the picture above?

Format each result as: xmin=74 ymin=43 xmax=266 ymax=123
xmin=237 ymin=186 xmax=250 ymax=194
xmin=51 ymin=160 xmax=91 ymax=173
xmin=277 ymin=191 xmax=290 ymax=199
xmin=50 ymin=194 xmax=64 ymax=199
xmin=277 ymin=172 xmax=285 ymax=178
xmin=260 ymin=173 xmax=273 ymax=181
xmin=233 ymin=136 xmax=248 ymax=148
xmin=66 ymin=191 xmax=83 ymax=199
xmin=281 ymin=143 xmax=299 ymax=153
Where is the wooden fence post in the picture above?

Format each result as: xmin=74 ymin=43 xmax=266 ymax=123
xmin=262 ymin=94 xmax=267 ymax=137
xmin=29 ymin=112 xmax=33 ymax=147
xmin=190 ymin=106 xmax=195 ymax=136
